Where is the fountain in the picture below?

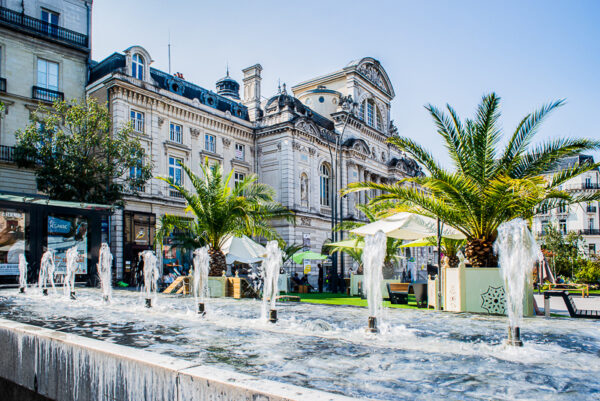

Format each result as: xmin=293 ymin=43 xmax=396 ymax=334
xmin=64 ymin=246 xmax=79 ymax=300
xmin=38 ymin=250 xmax=56 ymax=295
xmin=261 ymin=241 xmax=282 ymax=323
xmin=192 ymin=246 xmax=210 ymax=316
xmin=494 ymin=218 xmax=542 ymax=347
xmin=362 ymin=230 xmax=387 ymax=333
xmin=97 ymin=243 xmax=113 ymax=302
xmin=18 ymin=254 xmax=27 ymax=293
xmin=141 ymin=250 xmax=159 ymax=307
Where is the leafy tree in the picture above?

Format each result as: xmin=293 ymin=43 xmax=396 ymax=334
xmin=574 ymin=256 xmax=600 ymax=285
xmin=157 ymin=159 xmax=293 ymax=276
xmin=14 ymin=98 xmax=151 ymax=205
xmin=539 ymin=224 xmax=584 ymax=278
xmin=344 ymin=93 xmax=600 ymax=266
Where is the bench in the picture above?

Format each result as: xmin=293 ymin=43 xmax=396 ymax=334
xmin=547 ymin=283 xmax=589 ymax=298
xmin=387 ymin=283 xmax=410 ymax=305
xmin=544 ymin=291 xmax=600 ymax=319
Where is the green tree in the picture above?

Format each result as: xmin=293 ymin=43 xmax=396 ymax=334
xmin=157 ymin=159 xmax=293 ymax=276
xmin=14 ymin=98 xmax=151 ymax=205
xmin=539 ymin=224 xmax=584 ymax=278
xmin=344 ymin=93 xmax=600 ymax=266
xmin=574 ymin=256 xmax=600 ymax=285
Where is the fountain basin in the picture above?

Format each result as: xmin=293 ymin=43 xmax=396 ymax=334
xmin=0 ymin=318 xmax=347 ymax=401
xmin=0 ymin=288 xmax=598 ymax=400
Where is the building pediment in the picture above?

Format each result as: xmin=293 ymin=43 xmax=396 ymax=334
xmin=346 ymin=57 xmax=395 ymax=98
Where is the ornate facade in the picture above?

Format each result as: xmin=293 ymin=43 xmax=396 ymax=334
xmin=87 ymin=47 xmax=423 ymax=279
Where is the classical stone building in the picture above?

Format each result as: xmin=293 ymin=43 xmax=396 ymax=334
xmin=0 ymin=0 xmax=92 ymax=194
xmin=532 ymin=155 xmax=600 ymax=255
xmin=87 ymin=46 xmax=423 ymax=280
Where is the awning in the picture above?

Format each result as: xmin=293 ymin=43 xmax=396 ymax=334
xmin=292 ymin=251 xmax=328 ymax=264
xmin=351 ymin=212 xmax=465 ymax=240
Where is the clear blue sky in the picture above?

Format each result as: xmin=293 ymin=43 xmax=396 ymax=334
xmin=92 ymin=0 xmax=600 ymax=167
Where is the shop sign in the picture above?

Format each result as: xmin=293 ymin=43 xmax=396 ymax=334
xmin=48 ymin=215 xmax=88 ymax=274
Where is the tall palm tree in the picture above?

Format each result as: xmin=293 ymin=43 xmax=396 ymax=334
xmin=344 ymin=93 xmax=599 ymax=267
xmin=158 ymin=160 xmax=293 ymax=276
xmin=327 ymin=204 xmax=404 ymax=277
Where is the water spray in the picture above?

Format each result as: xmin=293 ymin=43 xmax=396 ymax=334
xmin=262 ymin=241 xmax=282 ymax=323
xmin=362 ymin=231 xmax=386 ymax=333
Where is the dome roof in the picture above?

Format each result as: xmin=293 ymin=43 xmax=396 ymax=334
xmin=215 ymin=69 xmax=240 ymax=100
xmin=265 ymin=84 xmax=307 ymax=114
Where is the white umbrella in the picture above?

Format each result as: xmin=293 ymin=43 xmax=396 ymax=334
xmin=351 ymin=212 xmax=465 ymax=240
xmin=221 ymin=235 xmax=266 ymax=264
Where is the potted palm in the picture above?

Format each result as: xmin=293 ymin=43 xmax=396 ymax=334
xmin=344 ymin=93 xmax=599 ymax=267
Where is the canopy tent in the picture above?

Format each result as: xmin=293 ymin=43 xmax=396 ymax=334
xmin=221 ymin=235 xmax=266 ymax=264
xmin=292 ymin=251 xmax=328 ymax=264
xmin=325 ymin=238 xmax=365 ymax=250
xmin=351 ymin=212 xmax=465 ymax=240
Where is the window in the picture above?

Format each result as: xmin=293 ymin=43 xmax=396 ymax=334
xmin=37 ymin=59 xmax=59 ymax=91
xmin=585 ymin=177 xmax=592 ymax=189
xmin=366 ymin=100 xmax=374 ymax=127
xmin=589 ymin=218 xmax=595 ymax=231
xmin=132 ymin=54 xmax=144 ymax=80
xmin=541 ymin=220 xmax=549 ymax=235
xmin=559 ymin=219 xmax=567 ymax=235
xmin=234 ymin=172 xmax=245 ymax=187
xmin=130 ymin=110 xmax=144 ymax=133
xmin=590 ymin=244 xmax=596 ymax=255
xmin=168 ymin=157 xmax=183 ymax=185
xmin=129 ymin=159 xmax=144 ymax=191
xmin=235 ymin=143 xmax=245 ymax=160
xmin=558 ymin=202 xmax=567 ymax=214
xmin=320 ymin=163 xmax=331 ymax=206
xmin=205 ymin=134 xmax=216 ymax=153
xmin=41 ymin=9 xmax=59 ymax=36
xmin=170 ymin=123 xmax=182 ymax=143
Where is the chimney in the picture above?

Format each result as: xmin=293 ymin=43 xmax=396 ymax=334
xmin=242 ymin=64 xmax=262 ymax=121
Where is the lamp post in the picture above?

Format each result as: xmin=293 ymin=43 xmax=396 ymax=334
xmin=436 ymin=218 xmax=442 ymax=311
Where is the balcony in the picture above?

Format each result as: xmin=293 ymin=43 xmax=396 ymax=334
xmin=578 ymin=229 xmax=600 ymax=236
xmin=566 ymin=183 xmax=600 ymax=191
xmin=32 ymin=86 xmax=63 ymax=102
xmin=0 ymin=77 xmax=5 ymax=92
xmin=587 ymin=206 xmax=597 ymax=213
xmin=0 ymin=6 xmax=88 ymax=49
xmin=0 ymin=145 xmax=15 ymax=162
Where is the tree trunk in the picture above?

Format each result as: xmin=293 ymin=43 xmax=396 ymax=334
xmin=447 ymin=254 xmax=459 ymax=268
xmin=208 ymin=246 xmax=227 ymax=276
xmin=464 ymin=238 xmax=498 ymax=267
xmin=382 ymin=261 xmax=395 ymax=279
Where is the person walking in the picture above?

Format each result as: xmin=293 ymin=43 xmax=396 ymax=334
xmin=317 ymin=264 xmax=324 ymax=293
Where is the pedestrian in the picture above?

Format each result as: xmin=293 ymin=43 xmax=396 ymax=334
xmin=317 ymin=263 xmax=323 ymax=293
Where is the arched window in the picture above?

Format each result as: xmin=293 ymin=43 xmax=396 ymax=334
xmin=320 ymin=164 xmax=331 ymax=206
xmin=132 ymin=54 xmax=144 ymax=80
xmin=300 ymin=173 xmax=309 ymax=206
xmin=361 ymin=99 xmax=377 ymax=128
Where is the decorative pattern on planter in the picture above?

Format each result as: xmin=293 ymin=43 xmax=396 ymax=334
xmin=480 ymin=285 xmax=506 ymax=315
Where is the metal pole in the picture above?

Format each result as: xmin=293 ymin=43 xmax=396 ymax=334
xmin=436 ymin=218 xmax=442 ymax=310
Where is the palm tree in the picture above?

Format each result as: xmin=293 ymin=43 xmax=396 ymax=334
xmin=158 ymin=160 xmax=293 ymax=276
xmin=344 ymin=93 xmax=599 ymax=267
xmin=326 ymin=204 xmax=404 ymax=277
xmin=281 ymin=242 xmax=303 ymax=271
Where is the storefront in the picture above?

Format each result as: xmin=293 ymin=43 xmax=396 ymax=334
xmin=0 ymin=194 xmax=112 ymax=285
xmin=122 ymin=211 xmax=155 ymax=286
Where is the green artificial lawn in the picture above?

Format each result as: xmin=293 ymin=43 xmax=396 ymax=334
xmin=282 ymin=292 xmax=422 ymax=310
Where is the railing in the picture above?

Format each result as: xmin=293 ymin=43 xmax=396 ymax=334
xmin=0 ymin=6 xmax=88 ymax=48
xmin=0 ymin=77 xmax=5 ymax=92
xmin=0 ymin=145 xmax=15 ymax=162
xmin=577 ymin=229 xmax=600 ymax=236
xmin=32 ymin=86 xmax=64 ymax=102
xmin=587 ymin=206 xmax=597 ymax=213
xmin=566 ymin=183 xmax=600 ymax=191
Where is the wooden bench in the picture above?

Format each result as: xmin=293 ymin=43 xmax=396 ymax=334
xmin=162 ymin=276 xmax=185 ymax=294
xmin=276 ymin=295 xmax=300 ymax=302
xmin=548 ymin=283 xmax=589 ymax=298
xmin=544 ymin=291 xmax=600 ymax=319
xmin=387 ymin=283 xmax=410 ymax=304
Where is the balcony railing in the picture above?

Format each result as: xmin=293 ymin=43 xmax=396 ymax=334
xmin=0 ymin=145 xmax=15 ymax=162
xmin=0 ymin=77 xmax=5 ymax=92
xmin=587 ymin=206 xmax=597 ymax=213
xmin=32 ymin=86 xmax=64 ymax=102
xmin=578 ymin=229 xmax=600 ymax=236
xmin=566 ymin=183 xmax=600 ymax=191
xmin=0 ymin=6 xmax=88 ymax=48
